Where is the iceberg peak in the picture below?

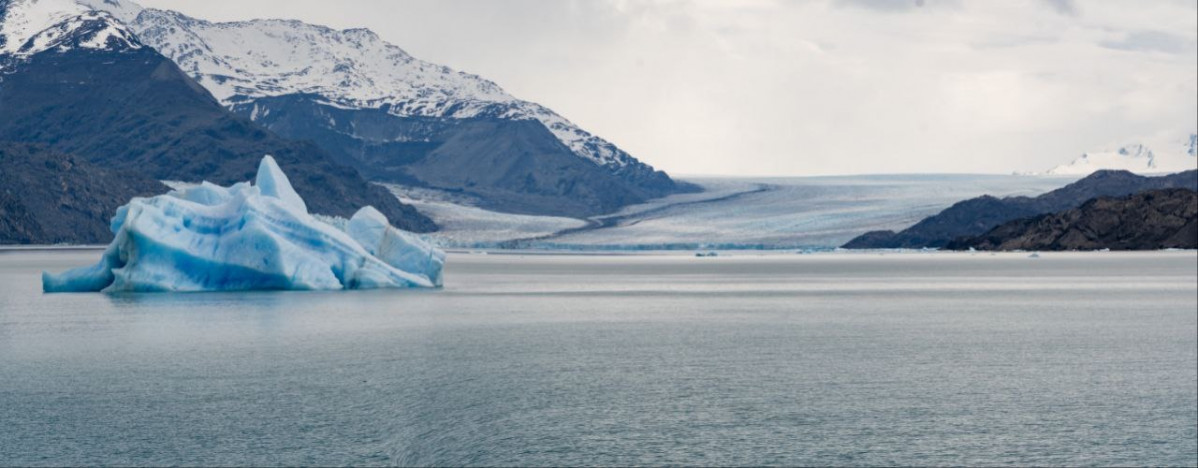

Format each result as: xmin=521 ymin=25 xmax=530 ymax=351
xmin=43 ymin=155 xmax=444 ymax=293
xmin=255 ymin=154 xmax=307 ymax=213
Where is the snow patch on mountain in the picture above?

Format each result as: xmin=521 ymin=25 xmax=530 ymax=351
xmin=1 ymin=0 xmax=83 ymax=54
xmin=1045 ymin=132 xmax=1198 ymax=175
xmin=0 ymin=0 xmax=137 ymax=56
xmin=74 ymin=0 xmax=139 ymax=23
xmin=21 ymin=10 xmax=137 ymax=53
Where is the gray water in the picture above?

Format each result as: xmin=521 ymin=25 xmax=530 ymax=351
xmin=1 ymin=249 xmax=1195 ymax=466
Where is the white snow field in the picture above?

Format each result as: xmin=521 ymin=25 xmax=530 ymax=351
xmin=397 ymin=174 xmax=1079 ymax=250
xmin=43 ymin=156 xmax=445 ymax=293
xmin=1044 ymin=132 xmax=1197 ymax=175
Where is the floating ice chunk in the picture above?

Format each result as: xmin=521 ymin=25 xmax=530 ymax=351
xmin=347 ymin=206 xmax=446 ymax=287
xmin=43 ymin=156 xmax=444 ymax=293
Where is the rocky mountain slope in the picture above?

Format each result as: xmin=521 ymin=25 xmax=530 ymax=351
xmin=228 ymin=94 xmax=666 ymax=216
xmin=946 ymin=189 xmax=1197 ymax=251
xmin=0 ymin=142 xmax=166 ymax=244
xmin=842 ymin=170 xmax=1198 ymax=249
xmin=0 ymin=1 xmax=436 ymax=238
xmin=82 ymin=0 xmax=693 ymax=217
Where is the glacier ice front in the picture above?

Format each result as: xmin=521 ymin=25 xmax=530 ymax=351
xmin=43 ymin=156 xmax=445 ymax=293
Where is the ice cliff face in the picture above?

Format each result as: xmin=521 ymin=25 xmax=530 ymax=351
xmin=43 ymin=155 xmax=445 ymax=292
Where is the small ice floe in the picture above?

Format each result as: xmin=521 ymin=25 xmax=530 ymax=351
xmin=1028 ymin=252 xmax=1041 ymax=258
xmin=43 ymin=156 xmax=445 ymax=293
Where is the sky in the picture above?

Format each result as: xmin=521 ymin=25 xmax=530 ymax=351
xmin=136 ymin=0 xmax=1198 ymax=176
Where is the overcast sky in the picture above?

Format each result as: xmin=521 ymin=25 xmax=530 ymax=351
xmin=138 ymin=0 xmax=1197 ymax=176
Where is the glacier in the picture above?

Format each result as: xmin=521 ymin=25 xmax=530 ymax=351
xmin=42 ymin=156 xmax=445 ymax=293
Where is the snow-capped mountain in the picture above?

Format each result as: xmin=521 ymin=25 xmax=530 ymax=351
xmin=81 ymin=0 xmax=650 ymax=173
xmin=1045 ymin=132 xmax=1198 ymax=175
xmin=0 ymin=0 xmax=138 ymax=57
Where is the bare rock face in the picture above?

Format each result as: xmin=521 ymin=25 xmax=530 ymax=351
xmin=946 ymin=189 xmax=1197 ymax=251
xmin=0 ymin=142 xmax=167 ymax=244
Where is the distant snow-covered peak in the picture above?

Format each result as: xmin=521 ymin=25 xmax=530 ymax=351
xmin=1 ymin=0 xmax=87 ymax=54
xmin=0 ymin=0 xmax=139 ymax=56
xmin=125 ymin=8 xmax=517 ymax=113
xmin=1045 ymin=132 xmax=1198 ymax=175
xmin=20 ymin=10 xmax=138 ymax=53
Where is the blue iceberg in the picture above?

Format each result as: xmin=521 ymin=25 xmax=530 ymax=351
xmin=43 ymin=156 xmax=445 ymax=293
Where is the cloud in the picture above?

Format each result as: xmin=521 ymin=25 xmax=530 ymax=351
xmin=1101 ymin=30 xmax=1196 ymax=55
xmin=832 ymin=0 xmax=959 ymax=13
xmin=1039 ymin=0 xmax=1078 ymax=17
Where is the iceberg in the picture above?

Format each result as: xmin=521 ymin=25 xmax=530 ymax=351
xmin=43 ymin=156 xmax=445 ymax=293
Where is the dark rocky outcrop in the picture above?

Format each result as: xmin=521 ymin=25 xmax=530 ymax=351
xmin=842 ymin=169 xmax=1198 ymax=249
xmin=945 ymin=189 xmax=1197 ymax=251
xmin=0 ymin=142 xmax=167 ymax=244
xmin=0 ymin=39 xmax=435 ymax=238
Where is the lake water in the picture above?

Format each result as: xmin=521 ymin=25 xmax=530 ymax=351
xmin=2 ymin=249 xmax=1196 ymax=466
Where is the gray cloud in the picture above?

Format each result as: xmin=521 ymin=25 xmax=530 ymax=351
xmin=833 ymin=0 xmax=959 ymax=13
xmin=1101 ymin=30 xmax=1195 ymax=55
xmin=1040 ymin=0 xmax=1079 ymax=17
xmin=971 ymin=33 xmax=1059 ymax=50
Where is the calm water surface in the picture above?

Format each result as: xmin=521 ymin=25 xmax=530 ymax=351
xmin=1 ymin=250 xmax=1195 ymax=466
